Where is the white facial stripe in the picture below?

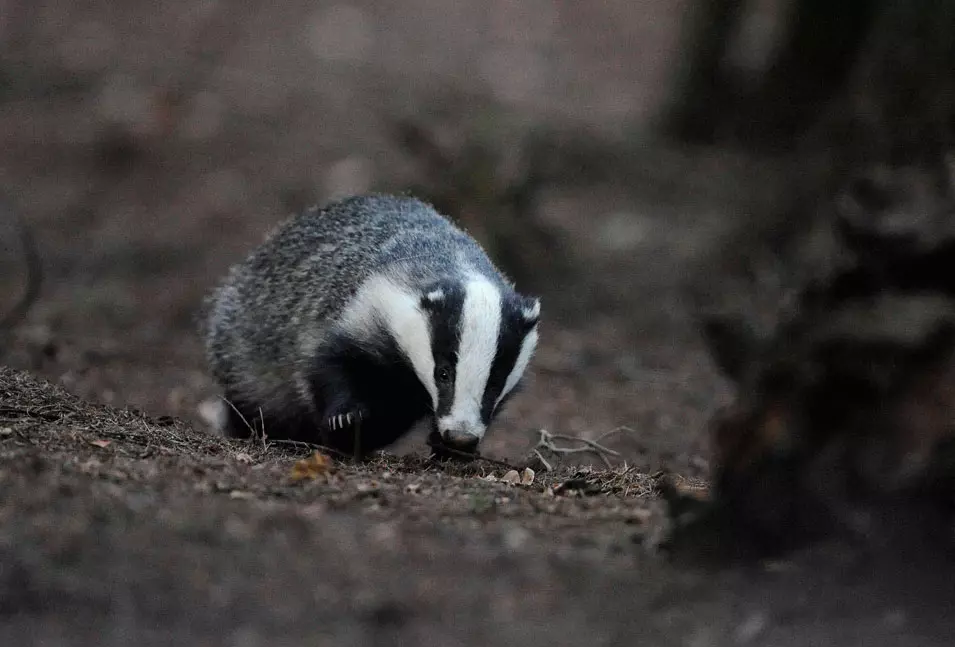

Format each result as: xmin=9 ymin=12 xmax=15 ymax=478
xmin=338 ymin=276 xmax=438 ymax=406
xmin=522 ymin=299 xmax=540 ymax=321
xmin=496 ymin=326 xmax=538 ymax=408
xmin=444 ymin=277 xmax=502 ymax=438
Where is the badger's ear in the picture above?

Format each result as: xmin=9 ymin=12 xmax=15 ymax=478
xmin=420 ymin=287 xmax=446 ymax=311
xmin=520 ymin=296 xmax=540 ymax=329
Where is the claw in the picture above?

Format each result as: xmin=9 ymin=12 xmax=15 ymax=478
xmin=325 ymin=409 xmax=366 ymax=432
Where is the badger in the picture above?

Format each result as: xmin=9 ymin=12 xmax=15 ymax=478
xmin=202 ymin=194 xmax=540 ymax=457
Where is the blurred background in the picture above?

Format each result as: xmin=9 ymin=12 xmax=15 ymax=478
xmin=2 ymin=0 xmax=953 ymax=472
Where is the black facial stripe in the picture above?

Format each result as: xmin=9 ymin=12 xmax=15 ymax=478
xmin=426 ymin=282 xmax=465 ymax=417
xmin=481 ymin=318 xmax=529 ymax=424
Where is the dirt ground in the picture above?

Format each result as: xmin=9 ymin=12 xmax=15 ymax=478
xmin=2 ymin=2 xmax=955 ymax=645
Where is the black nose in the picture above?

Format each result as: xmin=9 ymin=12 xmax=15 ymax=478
xmin=441 ymin=432 xmax=480 ymax=453
xmin=427 ymin=430 xmax=479 ymax=462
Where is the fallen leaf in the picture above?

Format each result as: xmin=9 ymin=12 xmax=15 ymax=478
xmin=229 ymin=490 xmax=254 ymax=500
xmin=290 ymin=451 xmax=332 ymax=482
xmin=405 ymin=482 xmax=421 ymax=493
xmin=520 ymin=467 xmax=535 ymax=485
xmin=483 ymin=474 xmax=499 ymax=482
xmin=0 ymin=427 xmax=12 ymax=436
xmin=89 ymin=439 xmax=111 ymax=448
xmin=234 ymin=452 xmax=254 ymax=464
xmin=501 ymin=470 xmax=521 ymax=485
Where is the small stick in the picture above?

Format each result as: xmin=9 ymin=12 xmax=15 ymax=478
xmin=594 ymin=426 xmax=636 ymax=444
xmin=530 ymin=448 xmax=553 ymax=472
xmin=258 ymin=407 xmax=267 ymax=451
xmin=532 ymin=428 xmax=635 ymax=469
xmin=424 ymin=437 xmax=520 ymax=471
xmin=265 ymin=439 xmax=353 ymax=461
xmin=550 ymin=434 xmax=621 ymax=457
xmin=219 ymin=396 xmax=256 ymax=436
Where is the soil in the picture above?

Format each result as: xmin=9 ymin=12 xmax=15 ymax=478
xmin=5 ymin=368 xmax=955 ymax=647
xmin=2 ymin=3 xmax=955 ymax=645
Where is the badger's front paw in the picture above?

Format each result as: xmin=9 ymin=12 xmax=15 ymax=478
xmin=324 ymin=408 xmax=366 ymax=432
xmin=320 ymin=405 xmax=369 ymax=460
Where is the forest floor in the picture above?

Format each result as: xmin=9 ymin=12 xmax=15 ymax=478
xmin=4 ymin=148 xmax=955 ymax=645
xmin=3 ymin=2 xmax=955 ymax=644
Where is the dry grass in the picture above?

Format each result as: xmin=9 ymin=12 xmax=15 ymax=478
xmin=0 ymin=365 xmax=672 ymax=540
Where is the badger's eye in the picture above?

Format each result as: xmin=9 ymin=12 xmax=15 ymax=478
xmin=436 ymin=366 xmax=452 ymax=384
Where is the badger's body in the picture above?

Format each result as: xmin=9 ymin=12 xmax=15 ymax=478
xmin=203 ymin=194 xmax=540 ymax=455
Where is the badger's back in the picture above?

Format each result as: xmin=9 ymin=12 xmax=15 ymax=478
xmin=203 ymin=194 xmax=520 ymax=445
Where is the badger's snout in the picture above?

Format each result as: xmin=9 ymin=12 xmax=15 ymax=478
xmin=437 ymin=416 xmax=484 ymax=451
xmin=442 ymin=432 xmax=480 ymax=451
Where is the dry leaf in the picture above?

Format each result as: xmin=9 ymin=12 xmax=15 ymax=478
xmin=229 ymin=490 xmax=253 ymax=500
xmin=234 ymin=452 xmax=254 ymax=464
xmin=520 ymin=467 xmax=535 ymax=485
xmin=500 ymin=470 xmax=521 ymax=485
xmin=483 ymin=474 xmax=499 ymax=482
xmin=0 ymin=427 xmax=13 ymax=436
xmin=89 ymin=439 xmax=111 ymax=448
xmin=290 ymin=451 xmax=332 ymax=482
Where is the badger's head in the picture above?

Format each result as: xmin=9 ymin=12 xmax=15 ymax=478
xmin=420 ymin=276 xmax=540 ymax=451
xmin=341 ymin=273 xmax=539 ymax=451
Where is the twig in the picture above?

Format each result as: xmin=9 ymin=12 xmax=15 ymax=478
xmin=594 ymin=426 xmax=637 ymax=444
xmin=532 ymin=427 xmax=635 ymax=469
xmin=219 ymin=396 xmax=255 ymax=434
xmin=264 ymin=438 xmax=353 ymax=461
xmin=219 ymin=396 xmax=272 ymax=452
xmin=425 ymin=437 xmax=520 ymax=471
xmin=530 ymin=448 xmax=553 ymax=472
xmin=257 ymin=407 xmax=266 ymax=451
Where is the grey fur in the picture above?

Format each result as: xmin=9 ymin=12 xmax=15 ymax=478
xmin=202 ymin=194 xmax=530 ymax=441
